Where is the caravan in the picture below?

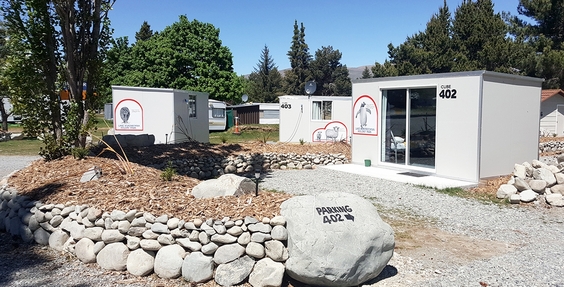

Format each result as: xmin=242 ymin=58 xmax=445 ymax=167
xmin=208 ymin=99 xmax=227 ymax=131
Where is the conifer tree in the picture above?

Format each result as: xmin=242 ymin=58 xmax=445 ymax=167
xmin=284 ymin=20 xmax=312 ymax=95
xmin=247 ymin=45 xmax=283 ymax=102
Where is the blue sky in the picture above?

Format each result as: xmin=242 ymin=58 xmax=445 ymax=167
xmin=109 ymin=0 xmax=522 ymax=76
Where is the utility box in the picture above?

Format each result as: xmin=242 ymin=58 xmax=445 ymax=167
xmin=112 ymin=85 xmax=209 ymax=144
xmin=351 ymin=71 xmax=543 ymax=183
xmin=279 ymin=95 xmax=352 ymax=143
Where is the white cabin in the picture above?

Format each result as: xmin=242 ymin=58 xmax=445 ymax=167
xmin=352 ymin=71 xmax=543 ymax=183
xmin=112 ymin=86 xmax=209 ymax=144
xmin=278 ymin=95 xmax=352 ymax=143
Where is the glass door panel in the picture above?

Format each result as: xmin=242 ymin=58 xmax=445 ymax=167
xmin=409 ymin=88 xmax=436 ymax=168
xmin=381 ymin=89 xmax=407 ymax=164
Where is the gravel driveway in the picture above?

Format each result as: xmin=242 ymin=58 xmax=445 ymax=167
xmin=1 ymin=156 xmax=564 ymax=286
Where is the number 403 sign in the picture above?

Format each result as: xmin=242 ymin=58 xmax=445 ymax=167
xmin=439 ymin=85 xmax=457 ymax=99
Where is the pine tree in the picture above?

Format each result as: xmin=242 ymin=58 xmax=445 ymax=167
xmin=361 ymin=66 xmax=372 ymax=78
xmin=284 ymin=20 xmax=312 ymax=95
xmin=424 ymin=0 xmax=454 ymax=73
xmin=451 ymin=0 xmax=510 ymax=72
xmin=247 ymin=45 xmax=283 ymax=103
xmin=507 ymin=0 xmax=564 ymax=88
xmin=135 ymin=21 xmax=153 ymax=42
xmin=309 ymin=46 xmax=351 ymax=96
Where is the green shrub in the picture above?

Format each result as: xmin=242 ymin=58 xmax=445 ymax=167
xmin=71 ymin=147 xmax=90 ymax=159
xmin=161 ymin=161 xmax=177 ymax=181
xmin=299 ymin=138 xmax=305 ymax=145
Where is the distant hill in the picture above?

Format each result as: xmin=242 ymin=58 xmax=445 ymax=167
xmin=248 ymin=65 xmax=373 ymax=80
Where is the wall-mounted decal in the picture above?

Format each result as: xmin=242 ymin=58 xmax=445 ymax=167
xmin=114 ymin=98 xmax=143 ymax=131
xmin=353 ymin=95 xmax=378 ymax=136
xmin=312 ymin=121 xmax=348 ymax=142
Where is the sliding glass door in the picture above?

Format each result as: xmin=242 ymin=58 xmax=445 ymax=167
xmin=381 ymin=87 xmax=436 ymax=169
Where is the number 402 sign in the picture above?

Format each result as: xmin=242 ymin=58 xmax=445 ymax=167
xmin=439 ymin=85 xmax=457 ymax=99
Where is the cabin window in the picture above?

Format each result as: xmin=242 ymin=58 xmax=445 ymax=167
xmin=188 ymin=95 xmax=197 ymax=118
xmin=312 ymin=101 xmax=332 ymax=120
xmin=212 ymin=108 xmax=225 ymax=118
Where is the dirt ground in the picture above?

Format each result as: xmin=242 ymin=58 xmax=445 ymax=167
xmin=3 ymin=140 xmax=541 ymax=286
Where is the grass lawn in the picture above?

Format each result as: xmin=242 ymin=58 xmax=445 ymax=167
xmin=0 ymin=138 xmax=43 ymax=156
xmin=209 ymin=124 xmax=279 ymax=144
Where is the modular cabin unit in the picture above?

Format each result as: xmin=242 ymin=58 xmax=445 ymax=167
xmin=112 ymin=86 xmax=209 ymax=144
xmin=279 ymin=95 xmax=352 ymax=143
xmin=352 ymin=71 xmax=543 ymax=183
xmin=540 ymin=89 xmax=564 ymax=136
xmin=209 ymin=99 xmax=227 ymax=131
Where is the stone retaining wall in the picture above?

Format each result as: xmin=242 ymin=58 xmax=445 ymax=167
xmin=539 ymin=140 xmax=564 ymax=153
xmin=0 ymin=187 xmax=289 ymax=286
xmin=162 ymin=152 xmax=349 ymax=179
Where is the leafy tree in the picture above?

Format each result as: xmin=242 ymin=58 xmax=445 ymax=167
xmin=284 ymin=20 xmax=312 ymax=95
xmin=361 ymin=66 xmax=372 ymax=79
xmin=2 ymin=0 xmax=114 ymax=159
xmin=99 ymin=36 xmax=132 ymax=102
xmin=135 ymin=21 xmax=153 ymax=42
xmin=247 ymin=45 xmax=283 ymax=103
xmin=101 ymin=16 xmax=243 ymax=103
xmin=0 ymin=23 xmax=11 ymax=131
xmin=309 ymin=46 xmax=351 ymax=96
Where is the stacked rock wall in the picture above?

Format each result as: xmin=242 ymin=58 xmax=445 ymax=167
xmin=0 ymin=187 xmax=289 ymax=286
xmin=539 ymin=140 xmax=564 ymax=154
xmin=163 ymin=152 xmax=348 ymax=179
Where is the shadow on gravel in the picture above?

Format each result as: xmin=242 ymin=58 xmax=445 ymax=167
xmin=0 ymin=232 xmax=55 ymax=286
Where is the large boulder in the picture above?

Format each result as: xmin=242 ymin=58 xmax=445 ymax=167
xmin=191 ymin=174 xmax=256 ymax=198
xmin=281 ymin=192 xmax=395 ymax=287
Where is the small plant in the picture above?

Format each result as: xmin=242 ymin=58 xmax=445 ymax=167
xmin=258 ymin=128 xmax=273 ymax=143
xmin=90 ymin=122 xmax=134 ymax=174
xmin=161 ymin=161 xmax=177 ymax=181
xmin=71 ymin=147 xmax=90 ymax=159
xmin=299 ymin=138 xmax=305 ymax=145
xmin=220 ymin=134 xmax=228 ymax=143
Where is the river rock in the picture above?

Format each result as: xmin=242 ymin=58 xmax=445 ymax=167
xmin=248 ymin=257 xmax=285 ymax=287
xmin=191 ymin=174 xmax=256 ymax=198
xmin=214 ymin=255 xmax=255 ymax=287
xmin=154 ymin=244 xmax=185 ymax=279
xmin=96 ymin=242 xmax=129 ymax=271
xmin=181 ymin=252 xmax=215 ymax=283
xmin=127 ymin=249 xmax=155 ymax=276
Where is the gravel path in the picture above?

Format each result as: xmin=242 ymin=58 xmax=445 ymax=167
xmin=1 ymin=155 xmax=564 ymax=286
xmin=261 ymin=168 xmax=564 ymax=286
xmin=0 ymin=155 xmax=41 ymax=179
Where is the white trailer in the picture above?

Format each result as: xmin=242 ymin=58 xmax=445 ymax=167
xmin=278 ymin=95 xmax=352 ymax=143
xmin=352 ymin=71 xmax=543 ymax=183
xmin=1 ymin=98 xmax=22 ymax=123
xmin=112 ymin=86 xmax=209 ymax=144
xmin=208 ymin=99 xmax=227 ymax=131
xmin=258 ymin=103 xmax=280 ymax=124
